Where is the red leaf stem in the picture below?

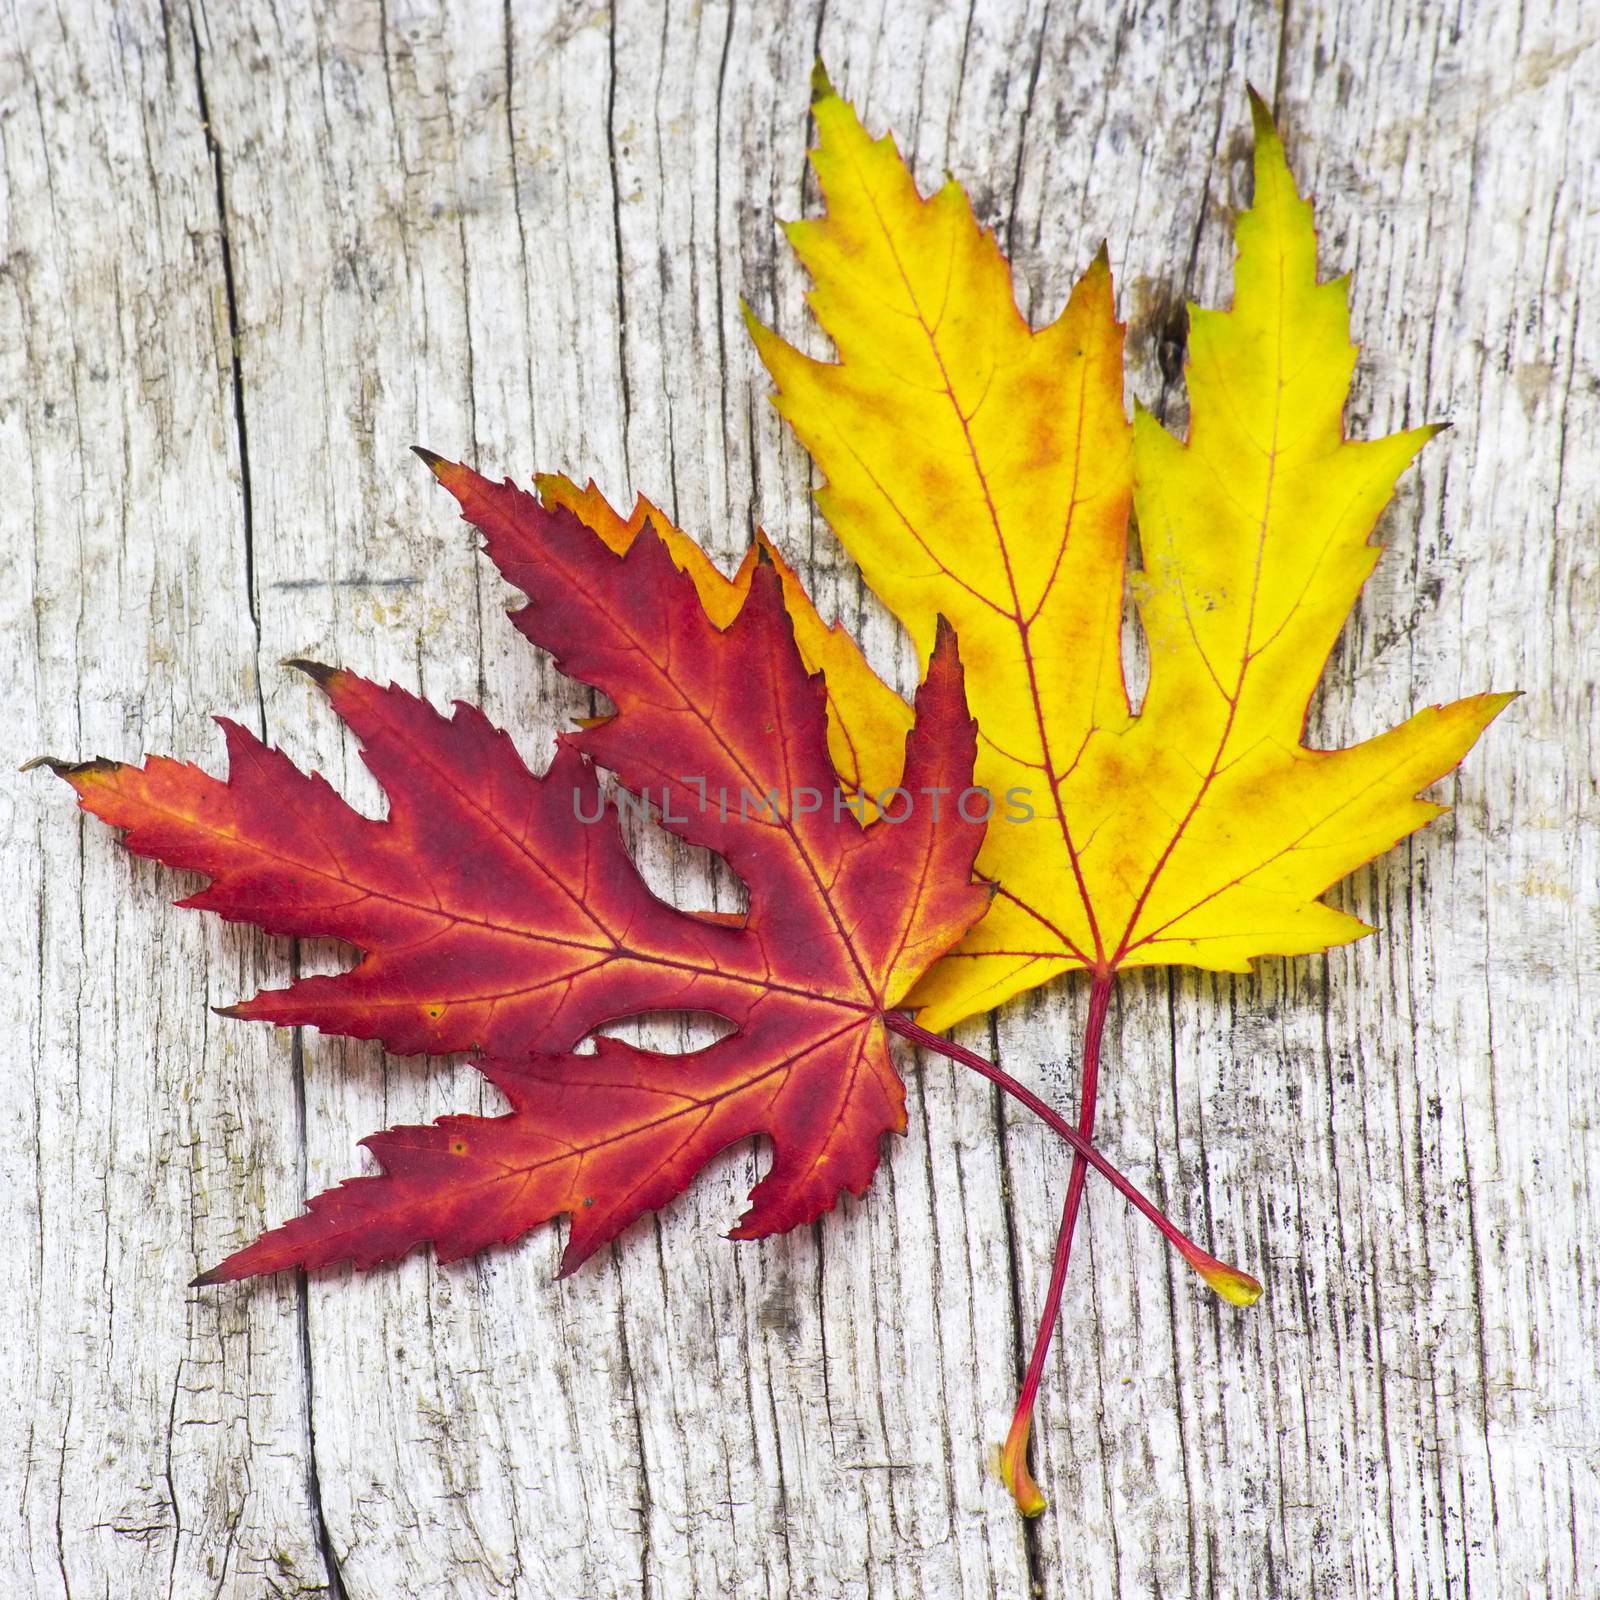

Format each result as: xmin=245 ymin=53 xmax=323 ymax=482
xmin=885 ymin=993 xmax=1261 ymax=1515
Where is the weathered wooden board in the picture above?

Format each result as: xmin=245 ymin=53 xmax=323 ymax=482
xmin=4 ymin=2 xmax=1595 ymax=1596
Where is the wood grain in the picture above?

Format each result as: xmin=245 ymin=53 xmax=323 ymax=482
xmin=4 ymin=2 xmax=1594 ymax=1595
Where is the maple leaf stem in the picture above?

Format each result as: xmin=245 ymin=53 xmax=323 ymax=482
xmin=1002 ymin=970 xmax=1111 ymax=1516
xmin=885 ymin=986 xmax=1261 ymax=1516
xmin=883 ymin=1005 xmax=1257 ymax=1299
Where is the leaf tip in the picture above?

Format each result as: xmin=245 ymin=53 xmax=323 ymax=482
xmin=810 ymin=57 xmax=836 ymax=105
xmin=411 ymin=443 xmax=450 ymax=477
xmin=1245 ymin=81 xmax=1276 ymax=137
xmin=188 ymin=1267 xmax=222 ymax=1288
xmin=21 ymin=754 xmax=121 ymax=782
xmin=283 ymin=657 xmax=340 ymax=690
xmin=738 ymin=296 xmax=770 ymax=340
xmin=413 ymin=445 xmax=486 ymax=506
xmin=555 ymin=1234 xmax=602 ymax=1280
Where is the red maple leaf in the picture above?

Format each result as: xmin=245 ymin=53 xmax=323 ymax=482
xmin=47 ymin=457 xmax=993 ymax=1280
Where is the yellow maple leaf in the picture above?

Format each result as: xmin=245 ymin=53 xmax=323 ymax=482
xmin=750 ymin=72 xmax=1510 ymax=1514
xmin=750 ymin=75 xmax=1510 ymax=1029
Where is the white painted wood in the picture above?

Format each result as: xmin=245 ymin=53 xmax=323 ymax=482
xmin=4 ymin=2 xmax=1594 ymax=1595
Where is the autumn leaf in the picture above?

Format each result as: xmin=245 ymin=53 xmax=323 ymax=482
xmin=46 ymin=480 xmax=989 ymax=1279
xmin=749 ymin=73 xmax=1511 ymax=1510
xmin=752 ymin=76 xmax=1508 ymax=1014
